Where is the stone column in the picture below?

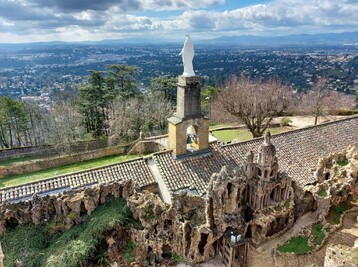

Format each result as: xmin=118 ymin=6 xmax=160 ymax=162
xmin=265 ymin=194 xmax=269 ymax=206
xmin=256 ymin=195 xmax=260 ymax=209
xmin=284 ymin=185 xmax=289 ymax=200
xmin=278 ymin=188 xmax=282 ymax=201
xmin=168 ymin=75 xmax=209 ymax=157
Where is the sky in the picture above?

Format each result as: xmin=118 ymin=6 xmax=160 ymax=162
xmin=0 ymin=0 xmax=357 ymax=43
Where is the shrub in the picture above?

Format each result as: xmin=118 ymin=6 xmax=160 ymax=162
xmin=278 ymin=237 xmax=312 ymax=254
xmin=171 ymin=252 xmax=181 ymax=264
xmin=0 ymin=198 xmax=132 ymax=267
xmin=318 ymin=189 xmax=328 ymax=197
xmin=280 ymin=117 xmax=292 ymax=127
xmin=337 ymin=159 xmax=349 ymax=166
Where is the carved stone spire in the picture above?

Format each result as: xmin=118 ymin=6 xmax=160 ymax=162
xmin=243 ymin=151 xmax=255 ymax=179
xmin=256 ymin=131 xmax=278 ymax=180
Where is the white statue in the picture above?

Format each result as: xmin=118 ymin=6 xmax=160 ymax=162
xmin=179 ymin=34 xmax=195 ymax=77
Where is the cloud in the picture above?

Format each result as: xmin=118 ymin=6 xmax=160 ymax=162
xmin=28 ymin=0 xmax=139 ymax=12
xmin=0 ymin=0 xmax=357 ymax=42
xmin=139 ymin=0 xmax=225 ymax=11
xmin=173 ymin=0 xmax=358 ymax=33
xmin=25 ymin=0 xmax=224 ymax=12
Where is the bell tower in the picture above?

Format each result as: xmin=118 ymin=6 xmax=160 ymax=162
xmin=168 ymin=75 xmax=209 ymax=159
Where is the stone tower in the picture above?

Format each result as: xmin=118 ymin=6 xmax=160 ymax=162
xmin=168 ymin=75 xmax=209 ymax=158
xmin=256 ymin=131 xmax=278 ymax=180
xmin=244 ymin=131 xmax=291 ymax=211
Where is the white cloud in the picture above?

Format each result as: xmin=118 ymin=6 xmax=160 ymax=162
xmin=166 ymin=0 xmax=358 ymax=35
xmin=0 ymin=0 xmax=358 ymax=42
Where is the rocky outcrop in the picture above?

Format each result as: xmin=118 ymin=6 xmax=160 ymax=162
xmin=324 ymin=244 xmax=358 ymax=267
xmin=305 ymin=145 xmax=358 ymax=220
xmin=0 ymin=181 xmax=134 ymax=235
xmin=125 ymin=164 xmax=294 ymax=265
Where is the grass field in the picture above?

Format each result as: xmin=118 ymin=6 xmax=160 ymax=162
xmin=326 ymin=202 xmax=349 ymax=225
xmin=0 ymin=154 xmax=138 ymax=188
xmin=278 ymin=236 xmax=312 ymax=254
xmin=0 ymin=198 xmax=132 ymax=267
xmin=211 ymin=127 xmax=294 ymax=143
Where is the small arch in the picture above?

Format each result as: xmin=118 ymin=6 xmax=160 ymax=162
xmin=264 ymin=170 xmax=268 ymax=179
xmin=198 ymin=233 xmax=208 ymax=256
xmin=162 ymin=245 xmax=172 ymax=259
xmin=5 ymin=217 xmax=19 ymax=229
xmin=186 ymin=124 xmax=199 ymax=152
xmin=245 ymin=225 xmax=252 ymax=238
xmin=270 ymin=189 xmax=275 ymax=200
xmin=164 ymin=220 xmax=172 ymax=229
xmin=227 ymin=183 xmax=233 ymax=198
xmin=80 ymin=201 xmax=87 ymax=217
xmin=257 ymin=168 xmax=262 ymax=176
xmin=325 ymin=172 xmax=330 ymax=180
xmin=270 ymin=169 xmax=274 ymax=177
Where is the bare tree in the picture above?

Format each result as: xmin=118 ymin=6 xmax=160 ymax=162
xmin=298 ymin=78 xmax=356 ymax=125
xmin=304 ymin=78 xmax=330 ymax=125
xmin=214 ymin=75 xmax=291 ymax=138
xmin=108 ymin=95 xmax=173 ymax=145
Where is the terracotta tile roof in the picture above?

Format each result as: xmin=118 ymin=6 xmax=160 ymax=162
xmin=1 ymin=116 xmax=357 ymax=203
xmin=0 ymin=158 xmax=156 ymax=203
xmin=154 ymin=116 xmax=358 ymax=196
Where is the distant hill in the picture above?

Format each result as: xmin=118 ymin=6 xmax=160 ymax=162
xmin=203 ymin=32 xmax=358 ymax=46
xmin=0 ymin=31 xmax=357 ymax=50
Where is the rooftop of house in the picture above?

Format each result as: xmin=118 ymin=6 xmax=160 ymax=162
xmin=153 ymin=115 xmax=358 ymax=197
xmin=0 ymin=115 xmax=357 ymax=203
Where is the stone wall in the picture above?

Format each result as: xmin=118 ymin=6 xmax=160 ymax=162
xmin=127 ymin=140 xmax=166 ymax=155
xmin=0 ymin=144 xmax=130 ymax=179
xmin=0 ymin=139 xmax=109 ymax=161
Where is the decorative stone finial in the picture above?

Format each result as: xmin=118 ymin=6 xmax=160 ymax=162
xmin=139 ymin=131 xmax=144 ymax=140
xmin=179 ymin=34 xmax=195 ymax=77
xmin=264 ymin=131 xmax=271 ymax=145
xmin=246 ymin=151 xmax=254 ymax=164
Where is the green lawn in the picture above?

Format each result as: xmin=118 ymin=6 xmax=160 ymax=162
xmin=278 ymin=236 xmax=312 ymax=254
xmin=0 ymin=154 xmax=138 ymax=188
xmin=211 ymin=127 xmax=294 ymax=143
xmin=0 ymin=198 xmax=133 ymax=267
xmin=312 ymin=223 xmax=325 ymax=246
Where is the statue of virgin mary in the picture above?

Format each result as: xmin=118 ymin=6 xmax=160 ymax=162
xmin=179 ymin=34 xmax=195 ymax=77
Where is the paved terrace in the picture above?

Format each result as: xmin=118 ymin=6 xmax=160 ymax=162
xmin=0 ymin=116 xmax=357 ymax=203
